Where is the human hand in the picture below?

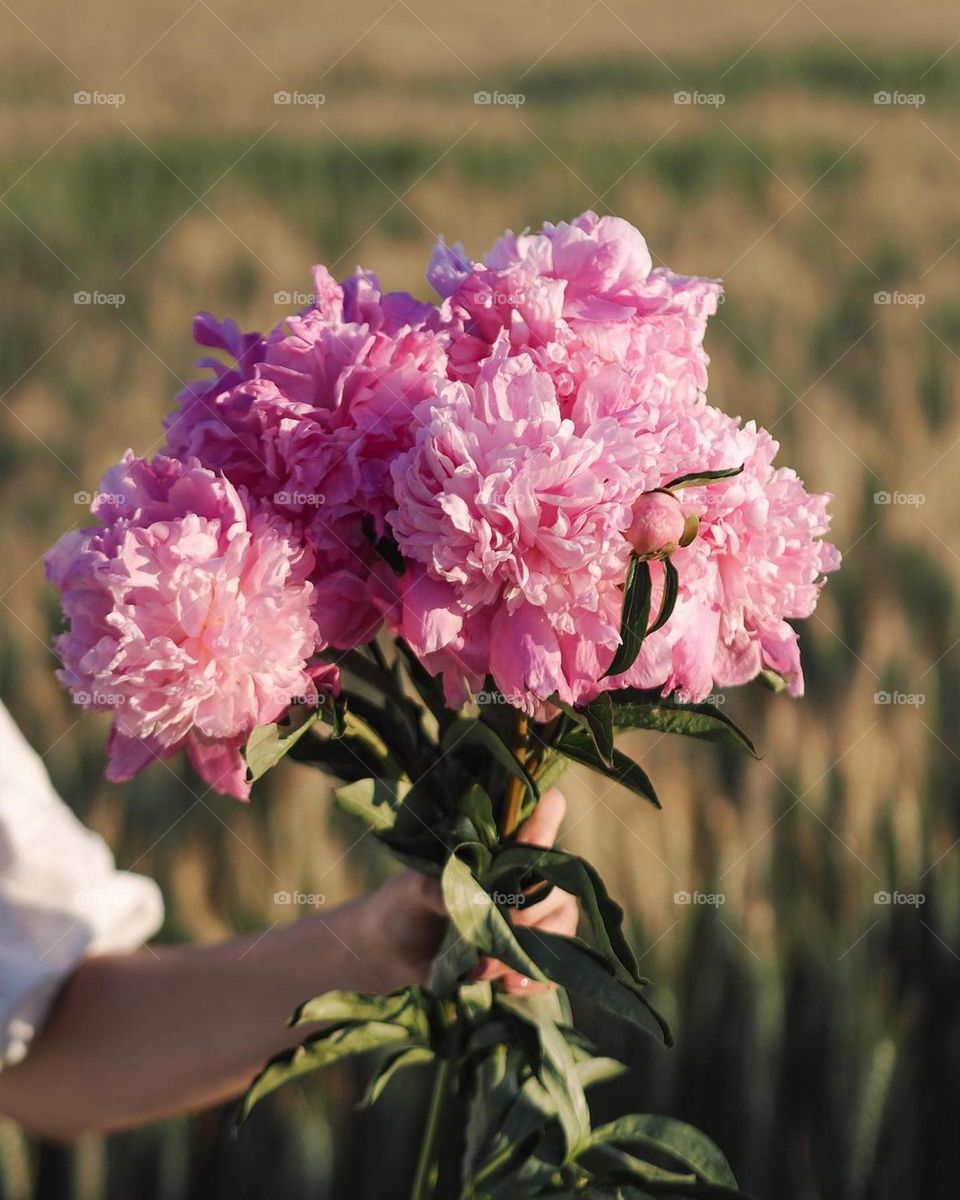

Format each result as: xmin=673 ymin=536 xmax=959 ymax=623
xmin=354 ymin=788 xmax=577 ymax=995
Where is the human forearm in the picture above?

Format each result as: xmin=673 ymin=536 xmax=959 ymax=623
xmin=0 ymin=898 xmax=387 ymax=1139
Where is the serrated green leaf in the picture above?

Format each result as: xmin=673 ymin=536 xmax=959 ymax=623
xmin=607 ymin=699 xmax=759 ymax=759
xmin=602 ymin=556 xmax=652 ymax=679
xmin=663 ymin=465 xmax=744 ymax=490
xmin=554 ymin=728 xmax=661 ymax=809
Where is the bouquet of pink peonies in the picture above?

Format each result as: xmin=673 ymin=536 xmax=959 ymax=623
xmin=47 ymin=212 xmax=838 ymax=1198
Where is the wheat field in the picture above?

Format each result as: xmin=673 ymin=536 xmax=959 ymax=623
xmin=1 ymin=3 xmax=959 ymax=1197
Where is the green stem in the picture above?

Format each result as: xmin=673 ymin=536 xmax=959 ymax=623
xmin=501 ymin=711 xmax=529 ymax=838
xmin=410 ymin=1054 xmax=454 ymax=1200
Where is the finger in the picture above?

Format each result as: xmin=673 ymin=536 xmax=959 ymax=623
xmin=512 ymin=891 xmax=578 ymax=936
xmin=500 ymin=972 xmax=553 ymax=996
xmin=471 ymin=956 xmax=509 ymax=982
xmin=515 ymin=787 xmax=565 ymax=848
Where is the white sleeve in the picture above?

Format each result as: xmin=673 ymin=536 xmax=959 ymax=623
xmin=0 ymin=701 xmax=164 ymax=1066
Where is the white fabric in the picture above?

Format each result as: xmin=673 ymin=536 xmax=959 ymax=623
xmin=0 ymin=701 xmax=163 ymax=1066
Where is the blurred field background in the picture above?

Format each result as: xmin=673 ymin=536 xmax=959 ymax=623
xmin=1 ymin=1 xmax=959 ymax=1197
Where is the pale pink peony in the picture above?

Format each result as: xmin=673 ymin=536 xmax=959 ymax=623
xmin=45 ymin=453 xmax=331 ymax=798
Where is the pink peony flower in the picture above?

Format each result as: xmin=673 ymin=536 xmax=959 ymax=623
xmin=429 ymin=211 xmax=722 ymax=410
xmin=163 ymin=266 xmax=450 ymax=648
xmin=384 ymin=343 xmax=651 ymax=713
xmin=45 ymin=453 xmax=331 ymax=798
xmin=383 ymin=339 xmax=838 ymax=711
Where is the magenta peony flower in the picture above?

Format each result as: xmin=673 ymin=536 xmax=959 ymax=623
xmin=44 ymin=453 xmax=331 ymax=798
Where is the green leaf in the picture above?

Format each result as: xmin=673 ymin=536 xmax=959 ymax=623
xmin=486 ymin=844 xmax=641 ymax=983
xmin=243 ymin=711 xmax=320 ymax=784
xmin=289 ymin=729 xmax=394 ymax=782
xmin=240 ymin=1021 xmax=413 ymax=1121
xmin=358 ymin=1045 xmax=434 ymax=1108
xmin=333 ymin=777 xmax=411 ymax=832
xmin=460 ymin=783 xmax=499 ymax=849
xmin=550 ymin=694 xmax=615 ymax=768
xmin=602 ymin=556 xmax=652 ymax=679
xmin=574 ymin=1056 xmax=628 ymax=1090
xmin=554 ymin=728 xmax=661 ymax=809
xmin=395 ymin=638 xmax=453 ymax=729
xmin=292 ymin=987 xmax=429 ymax=1037
xmin=607 ymin=697 xmax=759 ymax=759
xmin=497 ymin=995 xmax=591 ymax=1158
xmin=586 ymin=1113 xmax=739 ymax=1188
xmin=512 ymin=928 xmax=672 ymax=1044
xmin=440 ymin=851 xmax=549 ymax=985
xmin=428 ymin=923 xmax=481 ymax=996
xmin=340 ymin=691 xmax=422 ymax=776
xmin=663 ymin=465 xmax=744 ymax=490
xmin=646 ymin=558 xmax=679 ymax=637
xmin=442 ymin=719 xmax=540 ymax=807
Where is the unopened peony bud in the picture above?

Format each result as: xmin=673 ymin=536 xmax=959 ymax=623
xmin=626 ymin=490 xmax=692 ymax=558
